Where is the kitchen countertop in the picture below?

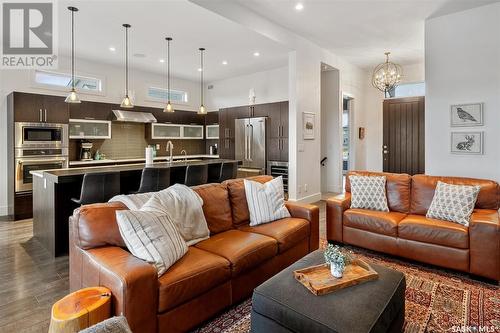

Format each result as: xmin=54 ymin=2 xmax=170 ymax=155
xmin=69 ymin=154 xmax=220 ymax=166
xmin=32 ymin=158 xmax=238 ymax=183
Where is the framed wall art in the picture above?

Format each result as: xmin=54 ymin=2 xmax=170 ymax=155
xmin=450 ymin=103 xmax=483 ymax=127
xmin=450 ymin=131 xmax=484 ymax=155
xmin=303 ymin=112 xmax=315 ymax=140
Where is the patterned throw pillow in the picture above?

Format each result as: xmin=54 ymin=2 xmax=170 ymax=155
xmin=116 ymin=210 xmax=188 ymax=277
xmin=349 ymin=175 xmax=389 ymax=212
xmin=244 ymin=176 xmax=291 ymax=226
xmin=426 ymin=181 xmax=480 ymax=226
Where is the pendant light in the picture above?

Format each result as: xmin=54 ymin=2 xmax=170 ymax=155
xmin=372 ymin=52 xmax=402 ymax=98
xmin=120 ymin=24 xmax=133 ymax=108
xmin=198 ymin=47 xmax=207 ymax=115
xmin=65 ymin=6 xmax=80 ymax=104
xmin=163 ymin=37 xmax=174 ymax=113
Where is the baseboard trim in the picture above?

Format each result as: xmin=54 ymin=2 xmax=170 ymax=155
xmin=0 ymin=205 xmax=9 ymax=217
xmin=288 ymin=192 xmax=322 ymax=204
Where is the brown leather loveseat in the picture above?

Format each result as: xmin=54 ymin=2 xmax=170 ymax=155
xmin=327 ymin=171 xmax=499 ymax=282
xmin=69 ymin=176 xmax=319 ymax=333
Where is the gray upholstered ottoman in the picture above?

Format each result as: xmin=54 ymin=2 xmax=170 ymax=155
xmin=251 ymin=250 xmax=405 ymax=333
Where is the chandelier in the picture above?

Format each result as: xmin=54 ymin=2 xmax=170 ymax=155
xmin=372 ymin=52 xmax=402 ymax=97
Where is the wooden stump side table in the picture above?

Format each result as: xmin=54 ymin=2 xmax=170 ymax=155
xmin=49 ymin=286 xmax=111 ymax=333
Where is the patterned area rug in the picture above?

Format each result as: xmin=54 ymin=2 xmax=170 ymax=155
xmin=194 ymin=241 xmax=500 ymax=333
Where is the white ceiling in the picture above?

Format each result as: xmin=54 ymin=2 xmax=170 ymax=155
xmin=57 ymin=0 xmax=291 ymax=81
xmin=235 ymin=0 xmax=499 ymax=69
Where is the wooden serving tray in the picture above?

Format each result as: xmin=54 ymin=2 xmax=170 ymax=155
xmin=293 ymin=259 xmax=378 ymax=296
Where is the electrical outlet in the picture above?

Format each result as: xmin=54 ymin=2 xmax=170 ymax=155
xmin=304 ymin=184 xmax=308 ymax=192
xmin=155 ymin=144 xmax=161 ymax=150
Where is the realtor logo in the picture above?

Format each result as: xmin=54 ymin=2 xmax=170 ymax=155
xmin=1 ymin=1 xmax=58 ymax=68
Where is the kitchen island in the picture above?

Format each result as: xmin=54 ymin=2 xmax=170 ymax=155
xmin=31 ymin=159 xmax=239 ymax=257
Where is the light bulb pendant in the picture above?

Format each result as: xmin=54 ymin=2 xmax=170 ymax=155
xmin=65 ymin=6 xmax=80 ymax=104
xmin=164 ymin=101 xmax=174 ymax=113
xmin=65 ymin=88 xmax=81 ymax=103
xmin=121 ymin=95 xmax=133 ymax=108
xmin=198 ymin=104 xmax=207 ymax=115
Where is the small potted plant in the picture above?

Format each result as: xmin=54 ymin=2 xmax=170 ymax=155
xmin=324 ymin=244 xmax=351 ymax=278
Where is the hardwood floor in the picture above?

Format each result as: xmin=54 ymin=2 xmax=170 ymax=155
xmin=0 ymin=219 xmax=69 ymax=332
xmin=0 ymin=200 xmax=328 ymax=332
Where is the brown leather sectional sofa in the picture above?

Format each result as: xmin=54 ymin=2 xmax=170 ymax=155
xmin=69 ymin=175 xmax=319 ymax=333
xmin=327 ymin=171 xmax=500 ymax=282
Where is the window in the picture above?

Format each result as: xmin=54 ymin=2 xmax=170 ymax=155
xmin=388 ymin=82 xmax=425 ymax=98
xmin=33 ymin=70 xmax=103 ymax=94
xmin=147 ymin=86 xmax=188 ymax=104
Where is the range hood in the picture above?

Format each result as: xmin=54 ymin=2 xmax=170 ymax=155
xmin=112 ymin=110 xmax=157 ymax=123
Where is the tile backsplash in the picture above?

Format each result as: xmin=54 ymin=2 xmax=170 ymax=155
xmin=69 ymin=123 xmax=208 ymax=161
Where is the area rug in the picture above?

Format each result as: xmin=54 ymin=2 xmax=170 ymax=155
xmin=194 ymin=241 xmax=500 ymax=333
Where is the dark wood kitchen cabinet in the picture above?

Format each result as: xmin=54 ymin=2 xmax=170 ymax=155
xmin=268 ymin=101 xmax=288 ymax=161
xmin=69 ymin=101 xmax=115 ymax=120
xmin=13 ymin=92 xmax=69 ymax=123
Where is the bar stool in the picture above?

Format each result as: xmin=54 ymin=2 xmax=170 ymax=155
xmin=71 ymin=172 xmax=120 ymax=205
xmin=207 ymin=162 xmax=223 ymax=183
xmin=220 ymin=161 xmax=238 ymax=182
xmin=132 ymin=167 xmax=170 ymax=194
xmin=184 ymin=164 xmax=208 ymax=186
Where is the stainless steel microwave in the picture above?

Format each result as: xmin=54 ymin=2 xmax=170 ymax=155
xmin=15 ymin=122 xmax=68 ymax=149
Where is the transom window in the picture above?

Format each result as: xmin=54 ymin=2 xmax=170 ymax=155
xmin=147 ymin=86 xmax=188 ymax=104
xmin=388 ymin=82 xmax=425 ymax=98
xmin=33 ymin=70 xmax=103 ymax=93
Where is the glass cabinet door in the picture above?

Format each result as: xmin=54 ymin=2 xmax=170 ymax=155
xmin=183 ymin=125 xmax=204 ymax=139
xmin=152 ymin=124 xmax=182 ymax=139
xmin=206 ymin=125 xmax=219 ymax=139
xmin=69 ymin=120 xmax=111 ymax=139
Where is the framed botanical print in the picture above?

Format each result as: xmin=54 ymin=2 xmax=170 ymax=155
xmin=450 ymin=131 xmax=484 ymax=155
xmin=303 ymin=112 xmax=315 ymax=140
xmin=450 ymin=103 xmax=483 ymax=127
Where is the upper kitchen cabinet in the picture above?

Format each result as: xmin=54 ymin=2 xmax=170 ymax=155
xmin=151 ymin=123 xmax=182 ymax=139
xmin=183 ymin=125 xmax=204 ymax=139
xmin=70 ymin=101 xmax=114 ymax=121
xmin=205 ymin=111 xmax=219 ymax=125
xmin=69 ymin=119 xmax=112 ymax=139
xmin=12 ymin=92 xmax=69 ymax=123
xmin=206 ymin=124 xmax=219 ymax=139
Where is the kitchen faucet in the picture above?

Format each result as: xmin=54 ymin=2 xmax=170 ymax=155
xmin=180 ymin=149 xmax=187 ymax=161
xmin=166 ymin=141 xmax=173 ymax=163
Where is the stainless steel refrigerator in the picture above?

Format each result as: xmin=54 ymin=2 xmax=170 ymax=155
xmin=235 ymin=117 xmax=267 ymax=175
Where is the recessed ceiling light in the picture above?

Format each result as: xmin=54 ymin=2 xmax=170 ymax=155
xmin=109 ymin=46 xmax=116 ymax=52
xmin=253 ymin=52 xmax=260 ymax=57
xmin=222 ymin=60 xmax=228 ymax=65
xmin=159 ymin=59 xmax=165 ymax=63
xmin=295 ymin=3 xmax=304 ymax=11
xmin=198 ymin=68 xmax=203 ymax=72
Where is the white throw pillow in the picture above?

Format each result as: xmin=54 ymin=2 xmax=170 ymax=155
xmin=244 ymin=176 xmax=290 ymax=226
xmin=349 ymin=175 xmax=389 ymax=212
xmin=426 ymin=181 xmax=480 ymax=226
xmin=116 ymin=210 xmax=187 ymax=277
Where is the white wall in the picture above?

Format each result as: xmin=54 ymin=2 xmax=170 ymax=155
xmin=425 ymin=3 xmax=500 ymax=181
xmin=206 ymin=66 xmax=288 ymax=109
xmin=0 ymin=55 xmax=201 ymax=216
xmin=320 ymin=69 xmax=342 ymax=193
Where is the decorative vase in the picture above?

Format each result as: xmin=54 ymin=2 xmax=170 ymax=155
xmin=330 ymin=263 xmax=343 ymax=278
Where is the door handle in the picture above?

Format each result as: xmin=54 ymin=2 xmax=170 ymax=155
xmin=383 ymin=150 xmax=389 ymax=154
xmin=279 ymin=125 xmax=282 ymax=137
xmin=44 ymin=109 xmax=47 ymax=122
xmin=39 ymin=109 xmax=43 ymax=122
xmin=244 ymin=124 xmax=248 ymax=161
xmin=248 ymin=124 xmax=253 ymax=161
